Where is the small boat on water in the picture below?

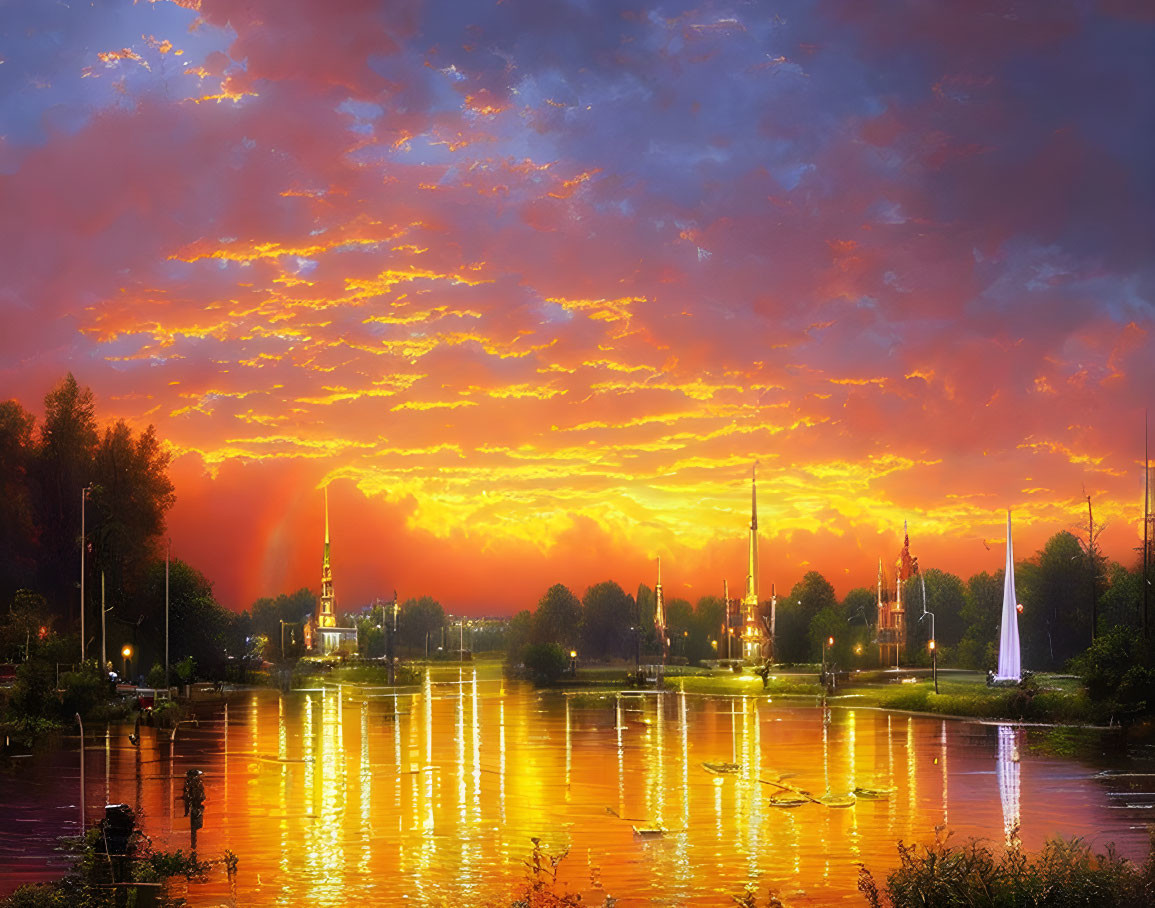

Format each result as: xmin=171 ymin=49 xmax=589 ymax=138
xmin=702 ymin=761 xmax=742 ymax=774
xmin=632 ymin=825 xmax=667 ymax=836
xmin=853 ymin=786 xmax=895 ymax=800
xmin=769 ymin=792 xmax=809 ymax=808
xmin=818 ymin=793 xmax=857 ymax=808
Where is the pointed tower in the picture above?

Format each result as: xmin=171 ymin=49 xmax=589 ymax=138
xmin=741 ymin=463 xmax=767 ymax=661
xmin=995 ymin=510 xmax=1021 ymax=681
xmin=319 ymin=487 xmax=336 ymax=628
xmin=654 ymin=557 xmax=668 ymax=664
xmin=745 ymin=462 xmax=759 ymax=605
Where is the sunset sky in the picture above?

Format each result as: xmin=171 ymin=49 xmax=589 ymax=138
xmin=1 ymin=1 xmax=1152 ymax=614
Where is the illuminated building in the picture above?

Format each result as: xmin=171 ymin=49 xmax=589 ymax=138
xmin=876 ymin=522 xmax=916 ymax=667
xmin=313 ymin=487 xmax=358 ymax=655
xmin=740 ymin=463 xmax=774 ymax=663
xmin=654 ymin=557 xmax=668 ymax=664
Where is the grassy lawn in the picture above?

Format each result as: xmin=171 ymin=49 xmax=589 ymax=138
xmin=561 ymin=665 xmax=1102 ymax=725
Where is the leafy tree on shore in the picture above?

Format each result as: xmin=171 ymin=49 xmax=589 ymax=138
xmin=506 ymin=609 xmax=532 ymax=664
xmin=1018 ymin=531 xmax=1096 ymax=670
xmin=142 ymin=559 xmax=233 ymax=678
xmin=580 ymin=581 xmax=635 ymax=660
xmin=778 ymin=572 xmax=837 ymax=662
xmin=955 ymin=570 xmax=1002 ymax=670
xmin=245 ymin=588 xmax=316 ymax=645
xmin=0 ymin=376 xmax=177 ymax=633
xmin=398 ymin=595 xmax=445 ymax=656
xmin=0 ymin=401 xmax=38 ymax=602
xmin=691 ymin=595 xmax=726 ymax=663
xmin=531 ymin=584 xmax=582 ymax=650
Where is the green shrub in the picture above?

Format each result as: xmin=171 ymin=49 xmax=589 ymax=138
xmin=859 ymin=827 xmax=1155 ymax=907
xmin=522 ymin=643 xmax=568 ymax=686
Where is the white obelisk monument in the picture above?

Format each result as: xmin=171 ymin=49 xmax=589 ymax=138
xmin=995 ymin=510 xmax=1021 ymax=681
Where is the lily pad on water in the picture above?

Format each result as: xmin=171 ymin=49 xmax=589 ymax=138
xmin=769 ymin=792 xmax=810 ymax=808
xmin=702 ymin=761 xmax=742 ymax=774
xmin=853 ymin=786 xmax=895 ymax=800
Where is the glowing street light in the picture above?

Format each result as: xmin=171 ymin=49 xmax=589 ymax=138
xmin=823 ymin=635 xmax=834 ymax=683
xmin=121 ymin=644 xmax=133 ymax=682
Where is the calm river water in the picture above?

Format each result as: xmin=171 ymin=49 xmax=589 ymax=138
xmin=2 ymin=666 xmax=1153 ymax=906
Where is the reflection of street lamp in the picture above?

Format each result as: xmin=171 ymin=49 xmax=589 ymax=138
xmin=121 ymin=644 xmax=133 ymax=682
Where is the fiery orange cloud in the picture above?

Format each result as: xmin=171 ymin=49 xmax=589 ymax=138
xmin=2 ymin=0 xmax=1151 ymax=614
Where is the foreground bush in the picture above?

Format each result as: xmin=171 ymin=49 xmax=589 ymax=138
xmin=859 ymin=827 xmax=1155 ymax=907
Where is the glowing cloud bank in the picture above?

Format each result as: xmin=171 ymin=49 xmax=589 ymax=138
xmin=1 ymin=1 xmax=1152 ymax=611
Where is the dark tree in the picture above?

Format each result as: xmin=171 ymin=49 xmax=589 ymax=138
xmin=580 ymin=581 xmax=634 ymax=660
xmin=140 ymin=559 xmax=234 ymax=679
xmin=398 ymin=595 xmax=445 ymax=656
xmin=531 ymin=583 xmax=582 ymax=649
xmin=247 ymin=588 xmax=316 ymax=644
xmin=0 ymin=401 xmax=38 ymax=601
xmin=89 ymin=422 xmax=175 ymax=615
xmin=1018 ymin=532 xmax=1096 ymax=670
xmin=505 ymin=609 xmax=532 ymax=664
xmin=691 ymin=595 xmax=726 ymax=663
xmin=905 ymin=569 xmax=967 ymax=660
xmin=778 ymin=572 xmax=837 ymax=662
xmin=841 ymin=587 xmax=876 ymax=628
xmin=955 ymin=570 xmax=1003 ymax=669
xmin=33 ymin=374 xmax=98 ymax=614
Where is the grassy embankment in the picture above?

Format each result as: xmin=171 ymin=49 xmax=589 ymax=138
xmin=559 ymin=666 xmax=1104 ymax=725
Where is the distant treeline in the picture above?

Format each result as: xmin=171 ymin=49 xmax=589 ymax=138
xmin=510 ymin=531 xmax=1152 ymax=675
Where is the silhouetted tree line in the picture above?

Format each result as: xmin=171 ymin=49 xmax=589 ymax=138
xmin=0 ymin=375 xmax=242 ymax=680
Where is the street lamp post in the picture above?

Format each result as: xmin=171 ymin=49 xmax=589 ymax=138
xmin=80 ymin=485 xmax=92 ymax=665
xmin=165 ymin=538 xmax=170 ymax=689
xmin=121 ymin=645 xmax=133 ymax=684
xmin=101 ymin=572 xmax=107 ymax=673
xmin=919 ymin=575 xmax=937 ymax=694
xmin=823 ymin=635 xmax=834 ymax=684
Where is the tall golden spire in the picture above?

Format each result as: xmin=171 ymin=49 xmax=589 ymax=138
xmin=319 ymin=486 xmax=335 ymax=628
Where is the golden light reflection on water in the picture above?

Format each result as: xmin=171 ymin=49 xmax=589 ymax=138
xmin=5 ymin=665 xmax=1148 ymax=906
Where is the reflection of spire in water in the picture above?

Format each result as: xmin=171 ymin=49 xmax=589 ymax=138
xmin=677 ymin=689 xmax=690 ymax=888
xmin=997 ymin=725 xmax=1021 ymax=848
xmin=498 ymin=696 xmax=506 ymax=825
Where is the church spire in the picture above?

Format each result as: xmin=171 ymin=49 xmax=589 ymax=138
xmin=654 ymin=556 xmax=667 ymax=664
xmin=745 ymin=462 xmax=758 ymax=604
xmin=319 ymin=486 xmax=335 ymax=628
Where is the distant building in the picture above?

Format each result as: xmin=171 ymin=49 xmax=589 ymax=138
xmin=876 ymin=522 xmax=916 ymax=667
xmin=313 ymin=487 xmax=358 ymax=655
